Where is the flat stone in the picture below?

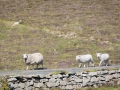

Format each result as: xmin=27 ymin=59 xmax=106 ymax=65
xmin=98 ymin=76 xmax=106 ymax=81
xmin=93 ymin=84 xmax=98 ymax=88
xmin=26 ymin=80 xmax=34 ymax=86
xmin=82 ymin=74 xmax=87 ymax=77
xmin=76 ymin=72 xmax=82 ymax=76
xmin=46 ymin=82 xmax=59 ymax=87
xmin=8 ymin=82 xmax=14 ymax=89
xmin=60 ymin=86 xmax=66 ymax=89
xmin=89 ymin=72 xmax=97 ymax=76
xmin=23 ymin=75 xmax=33 ymax=78
xmin=25 ymin=86 xmax=34 ymax=90
xmin=34 ymin=82 xmax=44 ymax=88
xmin=74 ymin=78 xmax=82 ymax=83
xmin=45 ymin=74 xmax=51 ymax=79
xmin=52 ymin=75 xmax=58 ymax=78
xmin=90 ymin=76 xmax=98 ymax=82
xmin=32 ymin=75 xmax=39 ymax=78
xmin=73 ymin=84 xmax=82 ymax=89
xmin=8 ymin=78 xmax=17 ymax=82
xmin=49 ymin=78 xmax=56 ymax=83
xmin=99 ymin=81 xmax=106 ymax=84
xmin=60 ymin=81 xmax=67 ymax=86
xmin=15 ymin=88 xmax=24 ymax=90
xmin=57 ymin=74 xmax=62 ymax=78
xmin=40 ymin=79 xmax=48 ymax=83
xmin=100 ymin=71 xmax=108 ymax=75
xmin=117 ymin=80 xmax=120 ymax=85
xmin=65 ymin=85 xmax=74 ymax=89
xmin=118 ymin=69 xmax=120 ymax=73
xmin=68 ymin=72 xmax=76 ymax=75
xmin=97 ymin=71 xmax=101 ymax=75
xmin=82 ymin=76 xmax=90 ymax=86
xmin=105 ymin=75 xmax=113 ymax=81
xmin=109 ymin=70 xmax=116 ymax=74
xmin=34 ymin=78 xmax=40 ymax=83
xmin=62 ymin=74 xmax=68 ymax=77
xmin=14 ymin=83 xmax=19 ymax=89
xmin=113 ymin=73 xmax=118 ymax=79
xmin=18 ymin=82 xmax=25 ymax=89
xmin=118 ymin=73 xmax=120 ymax=78
xmin=39 ymin=74 xmax=46 ymax=78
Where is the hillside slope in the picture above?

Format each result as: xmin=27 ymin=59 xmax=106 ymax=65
xmin=0 ymin=0 xmax=120 ymax=70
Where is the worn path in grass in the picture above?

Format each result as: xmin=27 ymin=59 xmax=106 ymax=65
xmin=0 ymin=65 xmax=120 ymax=76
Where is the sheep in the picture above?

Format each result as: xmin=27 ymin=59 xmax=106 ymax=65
xmin=96 ymin=53 xmax=110 ymax=66
xmin=12 ymin=20 xmax=21 ymax=27
xmin=23 ymin=53 xmax=43 ymax=70
xmin=76 ymin=54 xmax=95 ymax=68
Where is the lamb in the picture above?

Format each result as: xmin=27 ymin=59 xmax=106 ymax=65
xmin=12 ymin=20 xmax=21 ymax=27
xmin=96 ymin=53 xmax=110 ymax=66
xmin=23 ymin=53 xmax=43 ymax=70
xmin=76 ymin=54 xmax=95 ymax=68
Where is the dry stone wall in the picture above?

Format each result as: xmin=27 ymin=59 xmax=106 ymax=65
xmin=7 ymin=69 xmax=120 ymax=90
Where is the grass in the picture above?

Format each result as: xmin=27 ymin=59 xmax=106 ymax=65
xmin=0 ymin=0 xmax=119 ymax=70
xmin=79 ymin=85 xmax=120 ymax=90
xmin=43 ymin=85 xmax=120 ymax=90
xmin=0 ymin=76 xmax=9 ymax=90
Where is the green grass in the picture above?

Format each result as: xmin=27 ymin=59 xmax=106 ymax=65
xmin=80 ymin=85 xmax=120 ymax=90
xmin=0 ymin=0 xmax=119 ymax=70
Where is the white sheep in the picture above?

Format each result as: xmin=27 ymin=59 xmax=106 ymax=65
xmin=76 ymin=54 xmax=95 ymax=68
xmin=12 ymin=20 xmax=21 ymax=27
xmin=96 ymin=53 xmax=110 ymax=66
xmin=23 ymin=53 xmax=43 ymax=70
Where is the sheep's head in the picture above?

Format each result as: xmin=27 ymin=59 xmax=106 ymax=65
xmin=96 ymin=53 xmax=101 ymax=59
xmin=76 ymin=55 xmax=80 ymax=61
xmin=23 ymin=54 xmax=28 ymax=62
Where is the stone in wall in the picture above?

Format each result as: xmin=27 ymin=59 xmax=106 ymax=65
xmin=6 ymin=69 xmax=120 ymax=90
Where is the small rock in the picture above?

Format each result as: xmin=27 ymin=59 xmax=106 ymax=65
xmin=113 ymin=73 xmax=118 ymax=79
xmin=39 ymin=74 xmax=46 ymax=78
xmin=100 ymin=71 xmax=108 ymax=75
xmin=109 ymin=70 xmax=116 ymax=74
xmin=90 ymin=76 xmax=98 ymax=82
xmin=34 ymin=82 xmax=44 ymax=88
xmin=8 ymin=78 xmax=17 ymax=82
xmin=49 ymin=78 xmax=56 ymax=83
xmin=105 ymin=75 xmax=113 ymax=81
xmin=60 ymin=81 xmax=67 ymax=86
xmin=52 ymin=75 xmax=58 ymax=78
xmin=46 ymin=82 xmax=59 ymax=87
xmin=74 ymin=78 xmax=82 ymax=83
xmin=65 ymin=85 xmax=74 ymax=90
xmin=40 ymin=79 xmax=48 ymax=83
xmin=89 ymin=72 xmax=97 ymax=76
xmin=76 ymin=72 xmax=82 ymax=76
xmin=18 ymin=82 xmax=25 ymax=89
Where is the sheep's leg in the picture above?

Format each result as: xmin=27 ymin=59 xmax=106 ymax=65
xmin=36 ymin=64 xmax=39 ymax=69
xmin=79 ymin=63 xmax=82 ymax=68
xmin=91 ymin=61 xmax=95 ymax=67
xmin=105 ymin=60 xmax=109 ymax=66
xmin=32 ymin=65 xmax=34 ymax=70
xmin=88 ymin=62 xmax=90 ymax=67
xmin=84 ymin=63 xmax=86 ymax=68
xmin=42 ymin=61 xmax=43 ymax=68
xmin=26 ymin=66 xmax=29 ymax=70
xmin=99 ymin=60 xmax=103 ymax=66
